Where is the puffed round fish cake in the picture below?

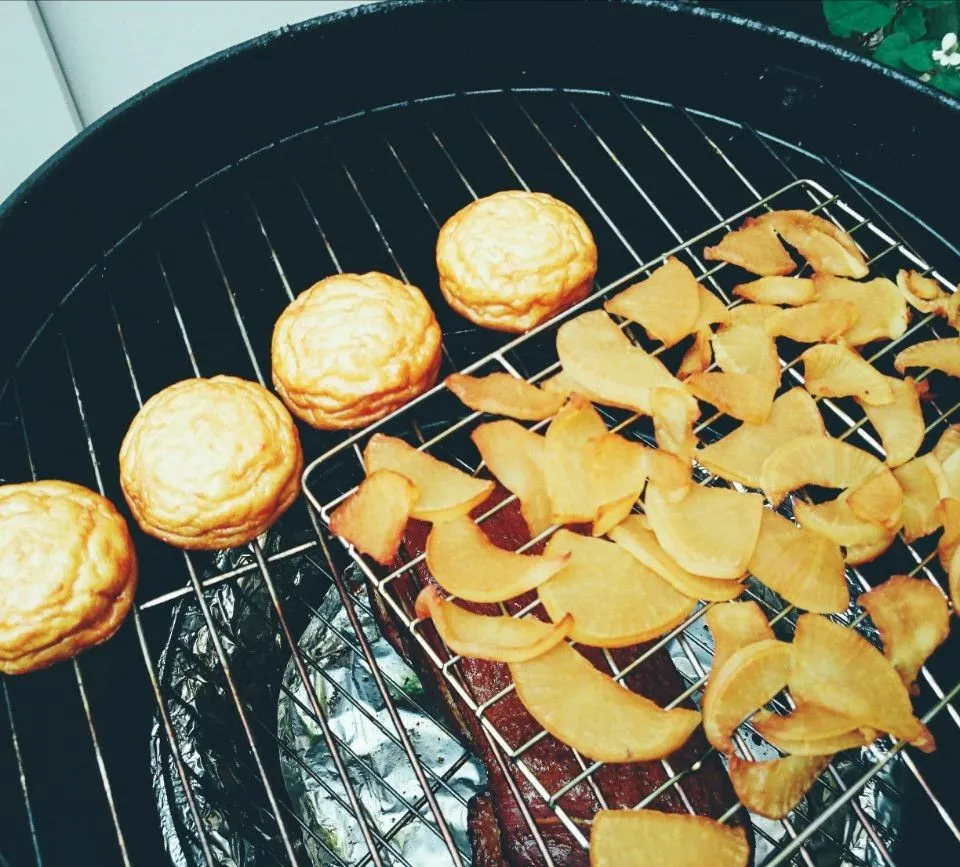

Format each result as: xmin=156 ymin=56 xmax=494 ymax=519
xmin=271 ymin=272 xmax=443 ymax=429
xmin=120 ymin=375 xmax=303 ymax=549
xmin=0 ymin=480 xmax=137 ymax=675
xmin=436 ymin=190 xmax=597 ymax=332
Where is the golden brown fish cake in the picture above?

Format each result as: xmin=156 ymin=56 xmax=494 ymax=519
xmin=120 ymin=375 xmax=302 ymax=549
xmin=436 ymin=190 xmax=597 ymax=332
xmin=0 ymin=480 xmax=137 ymax=674
xmin=272 ymin=272 xmax=442 ymax=429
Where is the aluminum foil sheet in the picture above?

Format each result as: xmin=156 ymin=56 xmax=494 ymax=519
xmin=151 ymin=530 xmax=905 ymax=867
xmin=276 ymin=567 xmax=485 ymax=866
xmin=150 ymin=536 xmax=484 ymax=867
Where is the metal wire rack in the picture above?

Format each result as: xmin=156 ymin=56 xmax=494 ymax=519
xmin=1 ymin=87 xmax=958 ymax=867
xmin=303 ymin=174 xmax=960 ymax=866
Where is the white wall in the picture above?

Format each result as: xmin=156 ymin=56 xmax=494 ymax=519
xmin=0 ymin=0 xmax=368 ymax=203
xmin=0 ymin=1 xmax=81 ymax=203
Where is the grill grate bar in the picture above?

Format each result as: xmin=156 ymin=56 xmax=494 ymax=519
xmin=104 ymin=280 xmax=218 ymax=866
xmin=238 ymin=581 xmax=475 ymax=817
xmin=511 ymin=93 xmax=645 ymax=268
xmin=284 ymin=145 xmax=484 ymax=863
xmin=108 ymin=259 xmax=313 ymax=867
xmin=565 ymin=96 xmax=733 ymax=303
xmin=0 ymin=678 xmax=43 ymax=867
xmin=11 ymin=357 xmax=133 ymax=867
xmin=130 ymin=608 xmax=217 ymax=867
xmin=309 ymin=511 xmax=466 ymax=865
xmin=138 ymin=540 xmax=319 ymax=610
xmin=163 ymin=213 xmax=425 ymax=865
xmin=250 ymin=543 xmax=389 ymax=866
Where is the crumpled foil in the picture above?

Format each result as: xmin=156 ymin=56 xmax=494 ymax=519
xmin=151 ymin=536 xmax=311 ymax=867
xmin=150 ymin=536 xmax=483 ymax=867
xmin=276 ymin=567 xmax=485 ymax=866
xmin=152 ymin=534 xmax=904 ymax=867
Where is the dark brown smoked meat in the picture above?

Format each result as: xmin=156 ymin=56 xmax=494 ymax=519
xmin=371 ymin=487 xmax=752 ymax=866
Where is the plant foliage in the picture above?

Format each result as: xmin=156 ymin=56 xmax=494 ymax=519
xmin=822 ymin=0 xmax=960 ymax=97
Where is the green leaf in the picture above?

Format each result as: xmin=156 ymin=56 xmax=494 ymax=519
xmin=873 ymin=31 xmax=913 ymax=71
xmin=933 ymin=71 xmax=960 ymax=97
xmin=896 ymin=5 xmax=928 ymax=40
xmin=901 ymin=39 xmax=940 ymax=72
xmin=926 ymin=1 xmax=960 ymax=35
xmin=822 ymin=0 xmax=898 ymax=37
xmin=915 ymin=1 xmax=953 ymax=9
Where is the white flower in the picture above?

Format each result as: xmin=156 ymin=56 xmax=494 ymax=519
xmin=932 ymin=32 xmax=960 ymax=67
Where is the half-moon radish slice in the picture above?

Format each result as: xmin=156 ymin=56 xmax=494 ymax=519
xmin=754 ymin=704 xmax=875 ymax=755
xmin=414 ymin=586 xmax=573 ymax=663
xmin=587 ymin=432 xmax=649 ymax=537
xmin=811 ymin=274 xmax=907 ymax=345
xmin=589 ymin=809 xmax=749 ymax=867
xmin=651 ymin=386 xmax=699 ymax=459
xmin=645 ymin=483 xmax=763 ymax=579
xmin=696 ymin=285 xmax=732 ymax=329
xmin=896 ymin=269 xmax=960 ymax=326
xmin=764 ymin=300 xmax=859 ymax=344
xmin=763 ymin=211 xmax=867 ymax=279
xmin=538 ymin=369 xmax=608 ymax=405
xmin=845 ymin=469 xmax=904 ymax=532
xmin=677 ymin=327 xmax=713 ymax=380
xmin=933 ymin=425 xmax=960 ymax=497
xmin=845 ymin=531 xmax=897 ymax=566
xmin=858 ymin=376 xmax=925 ymax=468
xmin=790 ymin=614 xmax=934 ymax=751
xmin=641 ymin=447 xmax=692 ymax=503
xmin=365 ymin=433 xmax=494 ymax=523
xmin=894 ymin=337 xmax=960 ymax=379
xmin=685 ymin=371 xmax=775 ymax=424
xmin=544 ymin=394 xmax=609 ymax=524
xmin=604 ymin=256 xmax=702 ymax=348
xmin=329 ymin=470 xmax=418 ymax=565
xmin=728 ymin=753 xmax=832 ymax=820
xmin=472 ymin=420 xmax=552 ymax=537
xmin=705 ymin=601 xmax=774 ymax=674
xmin=703 ymin=638 xmax=791 ymax=752
xmin=758 ymin=433 xmax=885 ymax=507
xmin=711 ymin=323 xmax=781 ymax=391
xmin=791 ymin=497 xmax=889 ymax=548
xmin=894 ymin=456 xmax=944 ymax=543
xmin=858 ymin=575 xmax=950 ymax=695
xmin=425 ymin=517 xmax=569 ymax=603
xmin=728 ymin=303 xmax=780 ymax=330
xmin=897 ymin=268 xmax=944 ymax=302
xmin=696 ymin=388 xmax=824 ymax=489
xmin=609 ymin=516 xmax=745 ymax=602
xmin=555 ymin=310 xmax=684 ymax=414
xmin=733 ymin=276 xmax=815 ymax=306
xmin=446 ymin=372 xmax=565 ymax=421
xmin=801 ymin=343 xmax=894 ymax=406
xmin=703 ymin=217 xmax=796 ymax=277
xmin=748 ymin=510 xmax=848 ymax=614
xmin=509 ymin=642 xmax=701 ymax=762
xmin=539 ymin=530 xmax=694 ymax=648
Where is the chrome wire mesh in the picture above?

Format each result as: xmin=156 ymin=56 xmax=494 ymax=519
xmin=1 ymin=88 xmax=958 ymax=867
xmin=303 ymin=173 xmax=960 ymax=867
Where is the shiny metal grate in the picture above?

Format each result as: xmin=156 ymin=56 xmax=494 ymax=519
xmin=1 ymin=87 xmax=958 ymax=867
xmin=303 ymin=173 xmax=960 ymax=867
